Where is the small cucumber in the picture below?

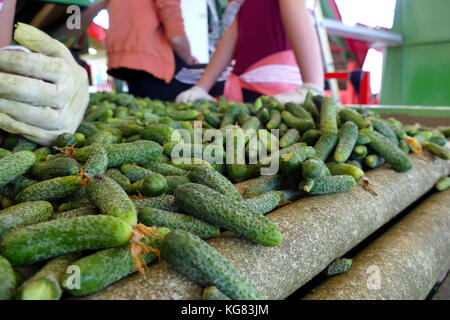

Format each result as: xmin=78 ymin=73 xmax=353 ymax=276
xmin=386 ymin=119 xmax=407 ymax=139
xmin=165 ymin=109 xmax=199 ymax=121
xmin=54 ymin=206 xmax=98 ymax=220
xmin=363 ymin=154 xmax=385 ymax=169
xmin=16 ymin=176 xmax=84 ymax=203
xmin=12 ymin=138 xmax=37 ymax=152
xmin=281 ymin=111 xmax=314 ymax=133
xmin=325 ymin=258 xmax=352 ymax=276
xmin=279 ymin=129 xmax=301 ymax=148
xmin=132 ymin=194 xmax=178 ymax=212
xmin=285 ymin=102 xmax=314 ymax=122
xmin=132 ymin=173 xmax=168 ymax=197
xmin=326 ymin=162 xmax=365 ymax=181
xmin=203 ymin=286 xmax=231 ymax=300
xmin=0 ymin=151 xmax=36 ymax=187
xmin=0 ymin=176 xmax=37 ymax=199
xmin=334 ymin=121 xmax=358 ymax=163
xmin=165 ymin=175 xmax=191 ymax=194
xmin=369 ymin=118 xmax=398 ymax=146
xmin=299 ymin=175 xmax=356 ymax=195
xmin=346 ymin=160 xmax=362 ymax=170
xmin=175 ymin=184 xmax=282 ymax=246
xmin=278 ymin=123 xmax=289 ymax=137
xmin=87 ymin=175 xmax=138 ymax=225
xmin=428 ymin=136 xmax=447 ymax=147
xmin=0 ymin=215 xmax=133 ymax=266
xmin=143 ymin=161 xmax=188 ymax=176
xmin=85 ymin=130 xmax=115 ymax=146
xmin=0 ymin=148 xmax=11 ymax=159
xmin=356 ymin=132 xmax=371 ymax=145
xmin=161 ymin=229 xmax=260 ymax=299
xmin=436 ymin=177 xmax=450 ymax=191
xmin=313 ymin=131 xmax=339 ymax=162
xmin=242 ymin=191 xmax=281 ymax=215
xmin=141 ymin=123 xmax=183 ymax=145
xmin=203 ymin=110 xmax=222 ymax=128
xmin=33 ymin=147 xmax=51 ymax=162
xmin=339 ymin=108 xmax=372 ymax=130
xmin=76 ymin=122 xmax=99 ymax=138
xmin=350 ymin=145 xmax=368 ymax=160
xmin=423 ymin=142 xmax=450 ymax=160
xmin=319 ymin=97 xmax=338 ymax=133
xmin=105 ymin=169 xmax=133 ymax=193
xmin=301 ymin=129 xmax=321 ymax=146
xmin=243 ymin=175 xmax=284 ymax=199
xmin=139 ymin=207 xmax=219 ymax=239
xmin=54 ymin=133 xmax=77 ymax=148
xmin=266 ymin=109 xmax=282 ymax=130
xmin=121 ymin=164 xmax=153 ymax=182
xmin=83 ymin=145 xmax=108 ymax=177
xmin=31 ymin=158 xmax=80 ymax=181
xmin=0 ymin=201 xmax=54 ymax=237
xmin=302 ymin=158 xmax=330 ymax=179
xmin=0 ymin=255 xmax=15 ymax=300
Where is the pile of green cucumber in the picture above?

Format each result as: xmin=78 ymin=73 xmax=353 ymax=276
xmin=0 ymin=91 xmax=449 ymax=300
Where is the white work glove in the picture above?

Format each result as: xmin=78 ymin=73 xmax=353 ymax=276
xmin=272 ymin=83 xmax=324 ymax=105
xmin=0 ymin=23 xmax=89 ymax=146
xmin=175 ymin=86 xmax=216 ymax=103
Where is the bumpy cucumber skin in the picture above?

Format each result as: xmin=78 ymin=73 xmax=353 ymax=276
xmin=58 ymin=198 xmax=90 ymax=212
xmin=386 ymin=120 xmax=407 ymax=139
xmin=143 ymin=161 xmax=188 ymax=176
xmin=121 ymin=164 xmax=153 ymax=182
xmin=0 ymin=215 xmax=133 ymax=266
xmin=85 ymin=130 xmax=115 ymax=146
xmin=16 ymin=253 xmax=79 ymax=300
xmin=105 ymin=169 xmax=133 ymax=193
xmin=175 ymin=184 xmax=282 ymax=246
xmin=165 ymin=175 xmax=190 ymax=194
xmin=161 ymin=229 xmax=260 ymax=300
xmin=350 ymin=145 xmax=368 ymax=160
xmin=423 ymin=142 xmax=450 ymax=160
xmin=16 ymin=176 xmax=83 ymax=203
xmin=33 ymin=147 xmax=51 ymax=162
xmin=133 ymin=194 xmax=178 ymax=212
xmin=326 ymin=162 xmax=364 ymax=181
xmin=436 ymin=177 xmax=450 ymax=191
xmin=339 ymin=108 xmax=372 ymax=130
xmin=279 ymin=129 xmax=301 ymax=148
xmin=12 ymin=138 xmax=37 ymax=152
xmin=361 ymin=129 xmax=412 ymax=172
xmin=285 ymin=103 xmax=314 ymax=122
xmin=0 ymin=151 xmax=36 ymax=187
xmin=326 ymin=258 xmax=352 ymax=276
xmin=301 ymin=129 xmax=321 ymax=146
xmin=370 ymin=118 xmax=398 ymax=146
xmin=243 ymin=175 xmax=283 ymax=199
xmin=266 ymin=109 xmax=281 ymax=130
xmin=300 ymin=175 xmax=356 ymax=195
xmin=165 ymin=109 xmax=199 ymax=121
xmin=75 ymin=141 xmax=162 ymax=167
xmin=61 ymin=228 xmax=169 ymax=296
xmin=334 ymin=121 xmax=358 ymax=163
xmin=314 ymin=131 xmax=339 ymax=161
xmin=188 ymin=166 xmax=242 ymax=201
xmin=132 ymin=173 xmax=168 ymax=197
xmin=0 ymin=148 xmax=12 ymax=159
xmin=346 ymin=160 xmax=362 ymax=170
xmin=0 ymin=255 xmax=15 ymax=300
xmin=31 ymin=158 xmax=80 ymax=181
xmin=141 ymin=123 xmax=182 ymax=145
xmin=281 ymin=111 xmax=314 ymax=133
xmin=0 ymin=176 xmax=37 ymax=198
xmin=320 ymin=97 xmax=338 ymax=133
xmin=54 ymin=206 xmax=98 ymax=220
xmin=139 ymin=207 xmax=219 ymax=239
xmin=363 ymin=154 xmax=385 ymax=169
xmin=203 ymin=286 xmax=231 ymax=300
xmin=356 ymin=132 xmax=371 ymax=145
xmin=242 ymin=191 xmax=281 ymax=215
xmin=0 ymin=201 xmax=54 ymax=237
xmin=83 ymin=146 xmax=108 ymax=177
xmin=87 ymin=175 xmax=138 ymax=225
xmin=302 ymin=158 xmax=330 ymax=179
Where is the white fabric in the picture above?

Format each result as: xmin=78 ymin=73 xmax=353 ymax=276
xmin=272 ymin=83 xmax=324 ymax=105
xmin=240 ymin=64 xmax=303 ymax=85
xmin=0 ymin=23 xmax=89 ymax=146
xmin=175 ymin=85 xmax=216 ymax=103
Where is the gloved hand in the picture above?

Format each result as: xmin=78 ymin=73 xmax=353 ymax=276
xmin=272 ymin=83 xmax=324 ymax=105
xmin=175 ymin=86 xmax=216 ymax=103
xmin=0 ymin=23 xmax=89 ymax=146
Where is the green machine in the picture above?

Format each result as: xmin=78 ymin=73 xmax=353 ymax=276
xmin=381 ymin=0 xmax=450 ymax=107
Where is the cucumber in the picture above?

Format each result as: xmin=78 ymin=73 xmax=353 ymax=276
xmin=203 ymin=286 xmax=231 ymax=300
xmin=302 ymin=158 xmax=330 ymax=179
xmin=242 ymin=191 xmax=281 ymax=215
xmin=258 ymin=108 xmax=270 ymax=125
xmin=436 ymin=177 xmax=450 ymax=191
xmin=83 ymin=145 xmax=108 ymax=177
xmin=0 ymin=151 xmax=36 ymax=187
xmin=346 ymin=160 xmax=362 ymax=170
xmin=319 ymin=97 xmax=338 ymax=133
xmin=0 ymin=148 xmax=11 ymax=159
xmin=165 ymin=109 xmax=199 ymax=121
xmin=84 ymin=104 xmax=111 ymax=122
xmin=188 ymin=166 xmax=242 ymax=201
xmin=257 ymin=129 xmax=279 ymax=154
xmin=266 ymin=109 xmax=281 ymax=130
xmin=58 ymin=199 xmax=90 ymax=212
xmin=280 ymin=152 xmax=303 ymax=181
xmin=423 ymin=142 xmax=450 ymax=160
xmin=61 ymin=228 xmax=169 ymax=296
xmin=76 ymin=122 xmax=99 ymax=138
xmin=313 ymin=131 xmax=339 ymax=161
xmin=143 ymin=161 xmax=188 ymax=176
xmin=412 ymin=131 xmax=433 ymax=144
xmin=299 ymin=175 xmax=356 ymax=195
xmin=242 ymin=117 xmax=261 ymax=141
xmin=171 ymin=157 xmax=213 ymax=171
xmin=165 ymin=175 xmax=191 ymax=194
xmin=326 ymin=162 xmax=364 ymax=181
xmin=428 ymin=136 xmax=447 ymax=147
xmin=86 ymin=175 xmax=138 ymax=225
xmin=16 ymin=175 xmax=84 ymax=203
xmin=0 ymin=255 xmax=15 ymax=300
xmin=105 ymin=169 xmax=133 ymax=193
xmin=132 ymin=194 xmax=178 ymax=212
xmin=243 ymin=175 xmax=283 ymax=199
xmin=363 ymin=154 xmax=385 ymax=169
xmin=281 ymin=111 xmax=314 ymax=133
xmin=0 ymin=215 xmax=133 ymax=266
xmin=121 ymin=164 xmax=153 ymax=182
xmin=356 ymin=132 xmax=371 ymax=145
xmin=339 ymin=108 xmax=372 ymax=130
xmin=334 ymin=121 xmax=358 ymax=163
xmin=132 ymin=173 xmax=168 ymax=197
xmin=85 ymin=130 xmax=115 ymax=146
xmin=139 ymin=207 xmax=219 ymax=239
xmin=203 ymin=110 xmax=222 ymax=128
xmin=369 ymin=118 xmax=398 ymax=146
xmin=350 ymin=145 xmax=368 ymax=160
xmin=325 ymin=258 xmax=352 ymax=276
xmin=16 ymin=253 xmax=79 ymax=300
xmin=31 ymin=158 xmax=80 ymax=181
xmin=236 ymin=111 xmax=251 ymax=126
xmin=361 ymin=129 xmax=412 ymax=172
xmin=54 ymin=206 xmax=98 ymax=220
xmin=115 ymin=106 xmax=129 ymax=119
xmin=141 ymin=123 xmax=183 ymax=145
xmin=386 ymin=118 xmax=407 ymax=139
xmin=285 ymin=102 xmax=314 ymax=122
xmin=301 ymin=129 xmax=321 ymax=146
xmin=160 ymin=229 xmax=260 ymax=299
xmin=0 ymin=176 xmax=37 ymax=198
xmin=12 ymin=138 xmax=37 ymax=152
xmin=279 ymin=129 xmax=301 ymax=148
xmin=33 ymin=147 xmax=51 ymax=162
xmin=54 ymin=133 xmax=77 ymax=148
xmin=0 ymin=201 xmax=54 ymax=237
xmin=175 ymin=183 xmax=282 ymax=246
xmin=278 ymin=123 xmax=289 ymax=137
xmin=75 ymin=141 xmax=162 ymax=167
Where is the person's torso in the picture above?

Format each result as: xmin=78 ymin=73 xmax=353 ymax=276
xmin=233 ymin=0 xmax=291 ymax=75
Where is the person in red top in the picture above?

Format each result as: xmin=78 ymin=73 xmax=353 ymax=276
xmin=176 ymin=0 xmax=324 ymax=104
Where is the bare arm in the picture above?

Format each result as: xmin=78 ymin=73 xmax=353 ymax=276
xmin=0 ymin=0 xmax=17 ymax=47
xmin=279 ymin=0 xmax=324 ymax=89
xmin=169 ymin=35 xmax=197 ymax=65
xmin=197 ymin=18 xmax=238 ymax=92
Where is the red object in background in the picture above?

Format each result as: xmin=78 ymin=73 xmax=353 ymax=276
xmin=88 ymin=23 xmax=106 ymax=43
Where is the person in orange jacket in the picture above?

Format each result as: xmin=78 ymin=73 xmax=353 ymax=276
xmin=176 ymin=0 xmax=325 ymax=104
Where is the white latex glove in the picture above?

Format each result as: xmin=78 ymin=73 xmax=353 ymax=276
xmin=0 ymin=23 xmax=89 ymax=146
xmin=175 ymin=86 xmax=216 ymax=103
xmin=272 ymin=83 xmax=324 ymax=105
